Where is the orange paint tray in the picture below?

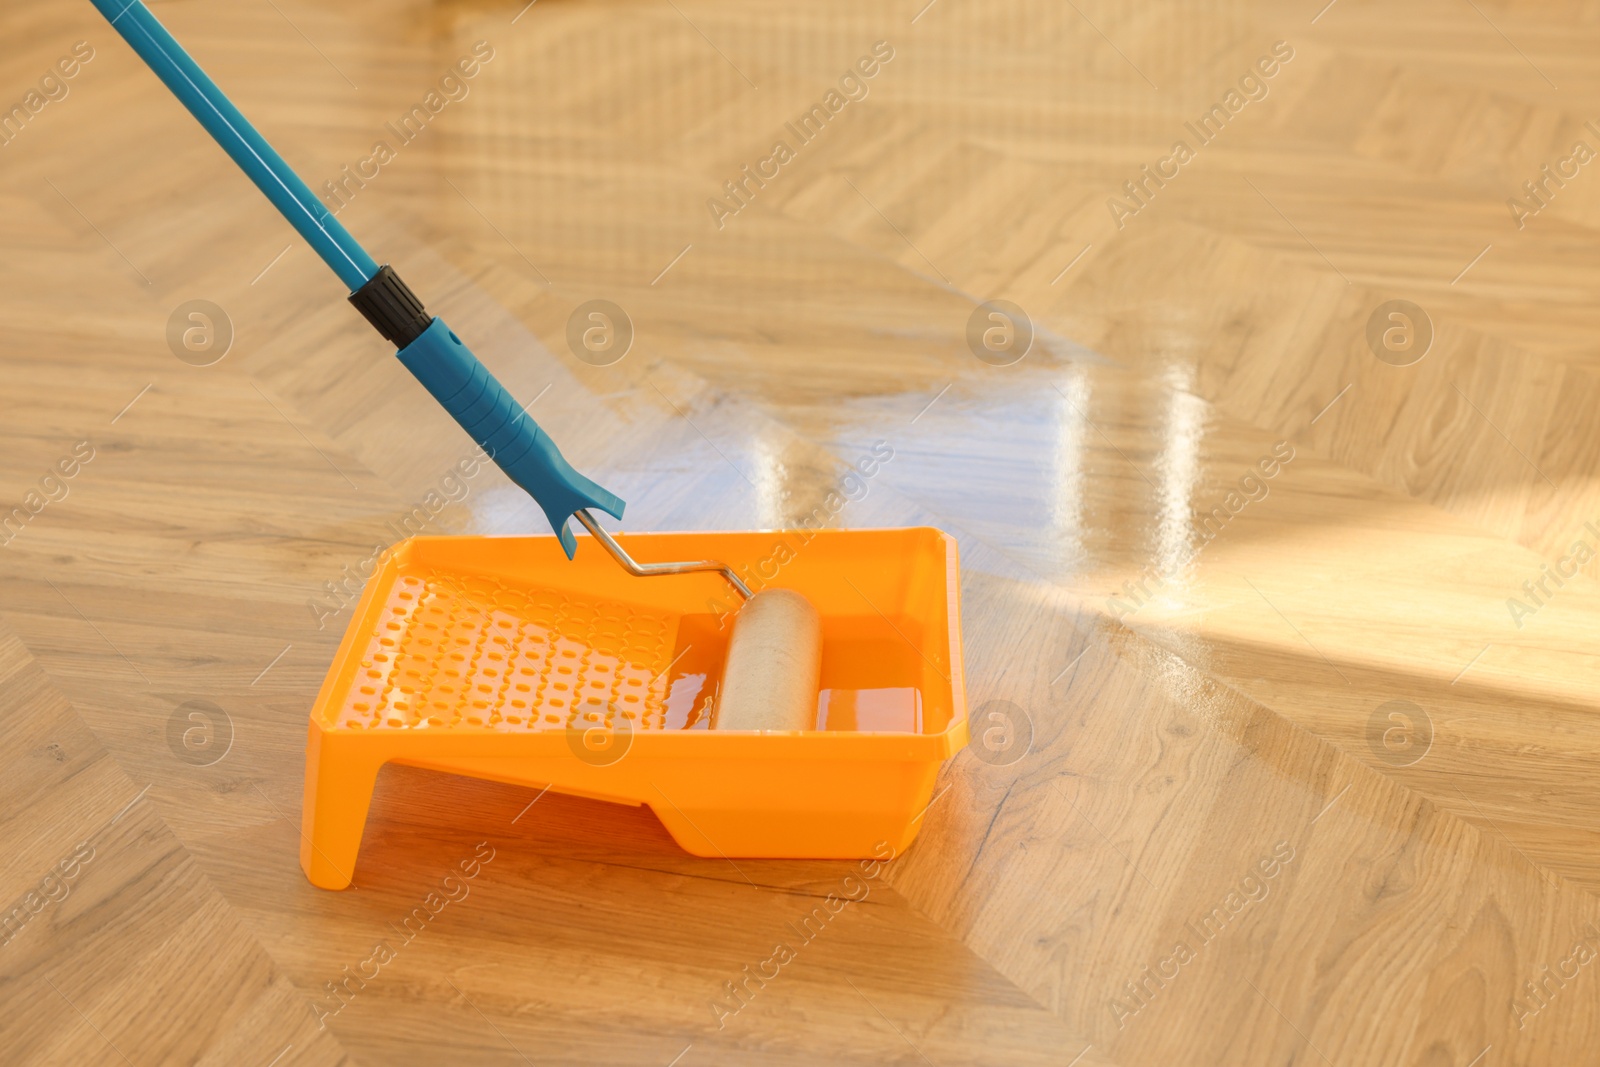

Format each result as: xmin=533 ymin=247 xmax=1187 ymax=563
xmin=299 ymin=527 xmax=967 ymax=889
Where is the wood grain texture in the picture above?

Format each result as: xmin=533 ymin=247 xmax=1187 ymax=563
xmin=0 ymin=624 xmax=349 ymax=1066
xmin=5 ymin=0 xmax=1600 ymax=1064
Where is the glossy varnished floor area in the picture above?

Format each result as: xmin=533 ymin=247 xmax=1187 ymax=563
xmin=4 ymin=0 xmax=1600 ymax=1063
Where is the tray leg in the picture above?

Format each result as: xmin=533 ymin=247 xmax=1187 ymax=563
xmin=300 ymin=727 xmax=384 ymax=890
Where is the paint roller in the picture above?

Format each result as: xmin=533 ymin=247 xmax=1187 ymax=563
xmin=90 ymin=0 xmax=824 ymax=731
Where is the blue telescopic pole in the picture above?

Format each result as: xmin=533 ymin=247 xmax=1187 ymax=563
xmin=87 ymin=0 xmax=626 ymax=555
xmin=88 ymin=0 xmax=378 ymax=289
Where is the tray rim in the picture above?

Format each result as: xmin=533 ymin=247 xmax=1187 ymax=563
xmin=307 ymin=527 xmax=969 ymax=755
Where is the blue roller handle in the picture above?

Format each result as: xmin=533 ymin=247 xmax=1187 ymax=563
xmin=399 ymin=320 xmax=623 ymax=557
xmin=88 ymin=0 xmax=624 ymax=556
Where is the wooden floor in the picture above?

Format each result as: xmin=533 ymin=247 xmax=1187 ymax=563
xmin=5 ymin=0 xmax=1600 ymax=1062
